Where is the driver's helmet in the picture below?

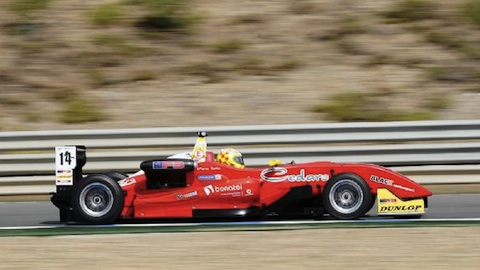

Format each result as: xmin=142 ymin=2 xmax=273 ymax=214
xmin=216 ymin=148 xmax=245 ymax=169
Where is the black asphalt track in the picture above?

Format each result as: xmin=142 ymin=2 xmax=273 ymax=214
xmin=1 ymin=194 xmax=479 ymax=227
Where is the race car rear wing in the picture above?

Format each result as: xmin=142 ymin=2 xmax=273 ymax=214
xmin=52 ymin=146 xmax=87 ymax=221
xmin=55 ymin=145 xmax=86 ymax=187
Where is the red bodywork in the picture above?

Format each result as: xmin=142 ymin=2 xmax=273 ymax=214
xmin=117 ymin=153 xmax=432 ymax=219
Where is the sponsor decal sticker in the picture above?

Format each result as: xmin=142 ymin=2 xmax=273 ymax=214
xmin=204 ymin=185 xmax=214 ymax=195
xmin=379 ymin=205 xmax=422 ymax=212
xmin=370 ymin=175 xmax=394 ymax=186
xmin=55 ymin=169 xmax=73 ymax=186
xmin=379 ymin=198 xmax=397 ymax=203
xmin=214 ymin=184 xmax=242 ymax=193
xmin=118 ymin=177 xmax=136 ymax=187
xmin=203 ymin=184 xmax=243 ymax=196
xmin=260 ymin=167 xmax=288 ymax=182
xmin=371 ymin=175 xmax=415 ymax=192
xmin=197 ymin=166 xmax=221 ymax=171
xmin=261 ymin=168 xmax=329 ymax=183
xmin=197 ymin=174 xmax=222 ymax=181
xmin=152 ymin=161 xmax=185 ymax=169
xmin=377 ymin=188 xmax=424 ymax=214
xmin=177 ymin=191 xmax=198 ymax=200
xmin=393 ymin=184 xmax=415 ymax=192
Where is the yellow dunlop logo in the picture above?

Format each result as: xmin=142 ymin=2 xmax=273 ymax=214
xmin=377 ymin=188 xmax=424 ymax=214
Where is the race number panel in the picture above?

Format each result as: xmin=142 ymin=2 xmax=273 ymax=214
xmin=55 ymin=146 xmax=77 ymax=186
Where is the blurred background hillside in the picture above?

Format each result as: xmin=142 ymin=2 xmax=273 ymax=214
xmin=1 ymin=0 xmax=480 ymax=131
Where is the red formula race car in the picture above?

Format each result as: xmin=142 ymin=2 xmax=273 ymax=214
xmin=51 ymin=132 xmax=433 ymax=224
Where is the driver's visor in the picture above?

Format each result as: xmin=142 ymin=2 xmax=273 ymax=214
xmin=234 ymin=156 xmax=244 ymax=165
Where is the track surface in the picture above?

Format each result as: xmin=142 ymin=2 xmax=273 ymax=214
xmin=1 ymin=194 xmax=479 ymax=227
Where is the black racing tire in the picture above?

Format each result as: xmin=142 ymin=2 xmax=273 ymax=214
xmin=72 ymin=174 xmax=124 ymax=224
xmin=322 ymin=173 xmax=372 ymax=220
xmin=105 ymin=171 xmax=129 ymax=181
xmin=368 ymin=194 xmax=377 ymax=212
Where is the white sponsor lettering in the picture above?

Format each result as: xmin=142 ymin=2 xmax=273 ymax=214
xmin=393 ymin=184 xmax=415 ymax=192
xmin=177 ymin=191 xmax=198 ymax=200
xmin=371 ymin=175 xmax=415 ymax=192
xmin=370 ymin=175 xmax=394 ymax=186
xmin=214 ymin=184 xmax=242 ymax=192
xmin=118 ymin=177 xmax=136 ymax=187
xmin=203 ymin=184 xmax=244 ymax=196
xmin=261 ymin=168 xmax=329 ymax=183
xmin=197 ymin=166 xmax=222 ymax=171
xmin=287 ymin=169 xmax=329 ymax=182
xmin=204 ymin=185 xmax=214 ymax=195
xmin=260 ymin=167 xmax=288 ymax=182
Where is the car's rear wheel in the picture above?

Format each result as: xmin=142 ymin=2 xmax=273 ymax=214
xmin=105 ymin=171 xmax=129 ymax=181
xmin=72 ymin=174 xmax=124 ymax=224
xmin=323 ymin=173 xmax=372 ymax=220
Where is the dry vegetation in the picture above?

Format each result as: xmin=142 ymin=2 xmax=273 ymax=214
xmin=1 ymin=0 xmax=480 ymax=131
xmin=1 ymin=227 xmax=480 ymax=269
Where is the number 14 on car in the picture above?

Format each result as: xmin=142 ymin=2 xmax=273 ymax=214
xmin=55 ymin=146 xmax=77 ymax=169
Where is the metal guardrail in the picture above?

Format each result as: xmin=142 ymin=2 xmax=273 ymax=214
xmin=1 ymin=120 xmax=480 ymax=195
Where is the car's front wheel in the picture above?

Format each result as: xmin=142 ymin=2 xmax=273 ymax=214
xmin=72 ymin=174 xmax=124 ymax=224
xmin=322 ymin=173 xmax=372 ymax=220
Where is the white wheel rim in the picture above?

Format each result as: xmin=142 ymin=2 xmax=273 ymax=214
xmin=329 ymin=179 xmax=364 ymax=214
xmin=79 ymin=183 xmax=114 ymax=218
